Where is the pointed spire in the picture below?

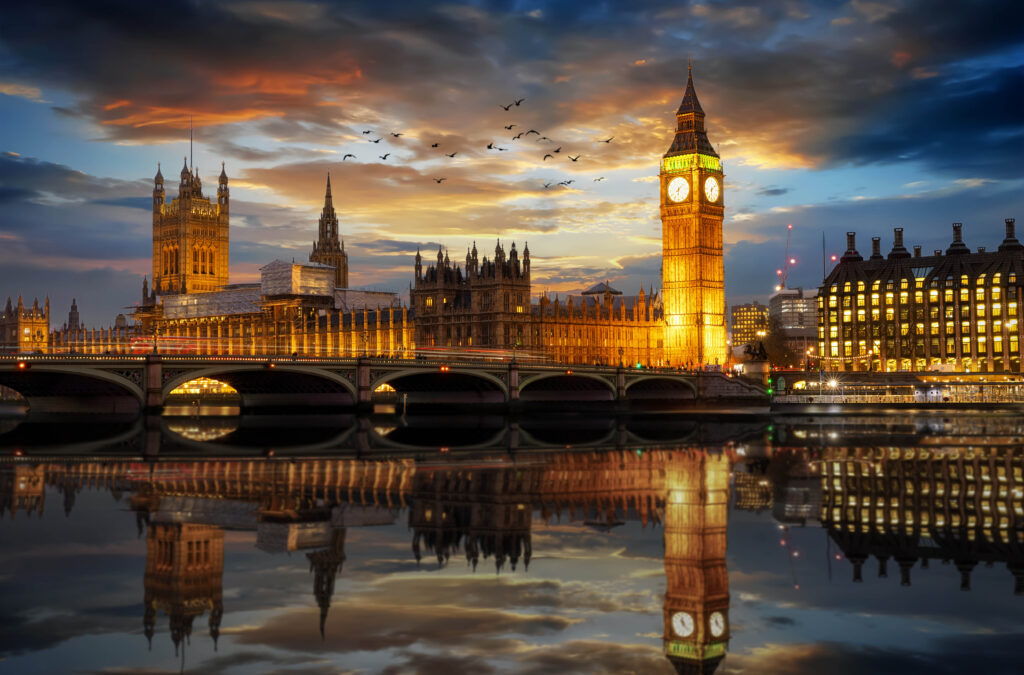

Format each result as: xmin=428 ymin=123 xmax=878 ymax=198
xmin=155 ymin=162 xmax=163 ymax=183
xmin=219 ymin=161 xmax=227 ymax=184
xmin=677 ymin=59 xmax=705 ymax=116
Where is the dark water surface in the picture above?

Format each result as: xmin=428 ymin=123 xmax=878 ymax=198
xmin=1 ymin=411 xmax=1022 ymax=674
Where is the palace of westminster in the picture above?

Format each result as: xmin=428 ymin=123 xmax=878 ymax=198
xmin=2 ymin=66 xmax=1021 ymax=373
xmin=0 ymin=69 xmax=729 ymax=368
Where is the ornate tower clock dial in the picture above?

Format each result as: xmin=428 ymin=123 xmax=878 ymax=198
xmin=667 ymin=177 xmax=689 ymax=203
xmin=704 ymin=176 xmax=720 ymax=203
xmin=672 ymin=611 xmax=695 ymax=637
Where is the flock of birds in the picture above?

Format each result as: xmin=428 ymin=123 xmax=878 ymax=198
xmin=337 ymin=97 xmax=613 ymax=191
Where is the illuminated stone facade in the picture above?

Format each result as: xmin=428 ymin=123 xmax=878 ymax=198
xmin=660 ymin=65 xmax=727 ymax=367
xmin=412 ymin=241 xmax=533 ymax=350
xmin=1 ymin=296 xmax=49 ymax=353
xmin=152 ymin=160 xmax=230 ymax=295
xmin=819 ymin=221 xmax=1024 ymax=372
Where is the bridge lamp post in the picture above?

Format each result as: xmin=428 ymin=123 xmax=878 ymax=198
xmin=361 ymin=333 xmax=368 ymax=359
xmin=618 ymin=346 xmax=624 ymax=368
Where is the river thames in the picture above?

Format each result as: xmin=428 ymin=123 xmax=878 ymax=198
xmin=1 ymin=411 xmax=1021 ymax=674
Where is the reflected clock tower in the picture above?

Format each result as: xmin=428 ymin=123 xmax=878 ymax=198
xmin=662 ymin=452 xmax=731 ymax=673
xmin=660 ymin=62 xmax=727 ymax=367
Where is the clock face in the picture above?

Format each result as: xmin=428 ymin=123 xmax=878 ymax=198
xmin=709 ymin=611 xmax=726 ymax=638
xmin=704 ymin=176 xmax=720 ymax=202
xmin=671 ymin=611 xmax=694 ymax=637
xmin=667 ymin=176 xmax=689 ymax=203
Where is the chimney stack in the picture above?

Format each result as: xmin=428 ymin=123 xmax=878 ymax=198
xmin=999 ymin=217 xmax=1022 ymax=252
xmin=978 ymin=247 xmax=986 ymax=253
xmin=914 ymin=245 xmax=921 ymax=258
xmin=946 ymin=222 xmax=970 ymax=255
xmin=841 ymin=232 xmax=863 ymax=261
xmin=934 ymin=250 xmax=942 ymax=256
xmin=871 ymin=237 xmax=882 ymax=259
xmin=888 ymin=227 xmax=910 ymax=259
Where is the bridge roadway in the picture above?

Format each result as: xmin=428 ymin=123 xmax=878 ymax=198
xmin=0 ymin=354 xmax=766 ymax=414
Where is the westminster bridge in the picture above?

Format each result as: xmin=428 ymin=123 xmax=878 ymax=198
xmin=0 ymin=353 xmax=766 ymax=414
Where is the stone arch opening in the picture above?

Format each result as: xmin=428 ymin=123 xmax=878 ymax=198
xmin=0 ymin=367 xmax=143 ymax=414
xmin=519 ymin=374 xmax=616 ymax=402
xmin=624 ymin=377 xmax=697 ymax=400
xmin=163 ymin=366 xmax=356 ymax=410
xmin=374 ymin=370 xmax=507 ymax=406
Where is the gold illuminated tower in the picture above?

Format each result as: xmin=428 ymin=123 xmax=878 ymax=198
xmin=662 ymin=452 xmax=730 ymax=673
xmin=660 ymin=64 xmax=726 ymax=366
xmin=151 ymin=160 xmax=230 ymax=295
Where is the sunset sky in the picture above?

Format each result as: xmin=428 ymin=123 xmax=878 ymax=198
xmin=0 ymin=0 xmax=1021 ymax=323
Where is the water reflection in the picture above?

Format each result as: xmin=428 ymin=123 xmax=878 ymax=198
xmin=2 ymin=427 xmax=1024 ymax=672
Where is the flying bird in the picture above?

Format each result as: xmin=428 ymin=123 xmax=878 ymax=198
xmin=514 ymin=98 xmax=525 ymax=106
xmin=379 ymin=153 xmax=390 ymax=160
xmin=431 ymin=143 xmax=439 ymax=148
xmin=526 ymin=129 xmax=540 ymax=136
xmin=362 ymin=130 xmax=373 ymax=134
xmin=391 ymin=132 xmax=403 ymax=138
xmin=369 ymin=138 xmax=382 ymax=143
xmin=558 ymin=180 xmax=575 ymax=186
xmin=504 ymin=124 xmax=517 ymax=130
xmin=434 ymin=178 xmax=447 ymax=183
xmin=512 ymin=132 xmax=524 ymax=140
xmin=342 ymin=154 xmax=356 ymax=160
xmin=600 ymin=137 xmax=614 ymax=143
xmin=445 ymin=152 xmax=458 ymax=158
xmin=568 ymin=155 xmax=580 ymax=162
xmin=593 ymin=176 xmax=605 ymax=181
xmin=539 ymin=136 xmax=551 ymax=142
xmin=553 ymin=147 xmax=561 ymax=153
xmin=543 ymin=182 xmax=553 ymax=189
xmin=487 ymin=142 xmax=495 ymax=149
xmin=497 ymin=146 xmax=508 ymax=151
xmin=542 ymin=154 xmax=553 ymax=161
xmin=500 ymin=103 xmax=513 ymax=111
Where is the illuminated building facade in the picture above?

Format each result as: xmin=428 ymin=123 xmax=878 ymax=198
xmin=129 ymin=178 xmax=411 ymax=358
xmin=412 ymin=241 xmax=533 ymax=350
xmin=819 ymin=221 xmax=1024 ymax=372
xmin=16 ymin=72 xmax=727 ymax=366
xmin=660 ymin=65 xmax=727 ymax=367
xmin=1 ymin=296 xmax=49 ymax=353
xmin=769 ymin=288 xmax=817 ymax=355
xmin=152 ymin=160 xmax=230 ymax=295
xmin=729 ymin=302 xmax=767 ymax=350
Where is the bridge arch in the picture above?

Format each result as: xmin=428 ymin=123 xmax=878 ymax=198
xmin=518 ymin=371 xmax=617 ymax=401
xmin=0 ymin=365 xmax=144 ymax=413
xmin=623 ymin=375 xmax=698 ymax=399
xmin=162 ymin=365 xmax=357 ymax=408
xmin=371 ymin=368 xmax=508 ymax=404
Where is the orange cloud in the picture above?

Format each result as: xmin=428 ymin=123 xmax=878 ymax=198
xmin=214 ymin=69 xmax=363 ymax=96
xmin=101 ymin=106 xmax=285 ymax=129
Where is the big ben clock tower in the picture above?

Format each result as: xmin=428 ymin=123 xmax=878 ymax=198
xmin=660 ymin=63 xmax=727 ymax=367
xmin=662 ymin=452 xmax=731 ymax=674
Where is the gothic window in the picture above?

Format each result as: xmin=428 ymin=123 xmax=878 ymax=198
xmin=193 ymin=248 xmax=199 ymax=274
xmin=200 ymin=249 xmax=206 ymax=275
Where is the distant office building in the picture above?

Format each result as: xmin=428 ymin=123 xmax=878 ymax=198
xmin=729 ymin=302 xmax=768 ymax=349
xmin=818 ymin=220 xmax=1023 ymax=372
xmin=769 ymin=288 xmax=817 ymax=357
